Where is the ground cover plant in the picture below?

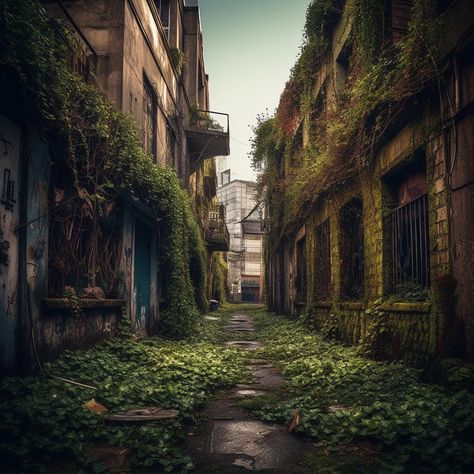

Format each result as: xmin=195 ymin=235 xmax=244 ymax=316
xmin=0 ymin=312 xmax=248 ymax=472
xmin=249 ymin=310 xmax=474 ymax=473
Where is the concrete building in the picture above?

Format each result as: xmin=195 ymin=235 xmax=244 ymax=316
xmin=216 ymin=172 xmax=264 ymax=303
xmin=0 ymin=0 xmax=229 ymax=374
xmin=262 ymin=0 xmax=474 ymax=364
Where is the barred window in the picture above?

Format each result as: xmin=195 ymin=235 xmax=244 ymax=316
xmin=296 ymin=236 xmax=306 ymax=300
xmin=315 ymin=219 xmax=331 ymax=299
xmin=340 ymin=198 xmax=364 ymax=299
xmin=387 ymin=166 xmax=430 ymax=297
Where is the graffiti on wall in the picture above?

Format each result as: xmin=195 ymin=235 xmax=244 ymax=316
xmin=0 ymin=116 xmax=20 ymax=372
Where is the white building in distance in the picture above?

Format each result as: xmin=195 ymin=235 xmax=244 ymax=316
xmin=216 ymin=167 xmax=264 ymax=303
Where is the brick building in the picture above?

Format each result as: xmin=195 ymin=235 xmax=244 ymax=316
xmin=263 ymin=0 xmax=474 ymax=364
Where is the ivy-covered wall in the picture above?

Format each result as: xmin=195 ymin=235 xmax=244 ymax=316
xmin=253 ymin=0 xmax=474 ymax=365
xmin=0 ymin=0 xmax=213 ymax=372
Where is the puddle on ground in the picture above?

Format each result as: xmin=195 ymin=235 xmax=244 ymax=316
xmin=234 ymin=389 xmax=267 ymax=398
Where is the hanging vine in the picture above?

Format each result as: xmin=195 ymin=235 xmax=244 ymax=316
xmin=251 ymin=0 xmax=443 ymax=248
xmin=0 ymin=0 xmax=208 ymax=338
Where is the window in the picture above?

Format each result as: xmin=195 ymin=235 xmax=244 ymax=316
xmin=390 ymin=0 xmax=413 ymax=44
xmin=335 ymin=43 xmax=351 ymax=96
xmin=296 ymin=236 xmax=307 ymax=300
xmin=340 ymin=198 xmax=364 ymax=299
xmin=166 ymin=122 xmax=175 ymax=165
xmin=386 ymin=164 xmax=430 ymax=296
xmin=221 ymin=169 xmax=231 ymax=186
xmin=315 ymin=219 xmax=331 ymax=299
xmin=154 ymin=0 xmax=170 ymax=38
xmin=143 ymin=77 xmax=157 ymax=159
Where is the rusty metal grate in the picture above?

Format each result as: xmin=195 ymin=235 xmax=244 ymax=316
xmin=390 ymin=194 xmax=430 ymax=294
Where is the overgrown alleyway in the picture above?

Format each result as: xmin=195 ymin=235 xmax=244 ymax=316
xmin=1 ymin=305 xmax=473 ymax=472
xmin=187 ymin=311 xmax=315 ymax=473
xmin=188 ymin=307 xmax=474 ymax=473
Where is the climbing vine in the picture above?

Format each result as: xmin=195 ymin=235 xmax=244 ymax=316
xmin=251 ymin=0 xmax=443 ymax=246
xmin=0 ymin=0 xmax=208 ymax=337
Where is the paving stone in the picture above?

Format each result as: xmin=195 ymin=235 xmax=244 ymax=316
xmin=188 ymin=311 xmax=315 ymax=473
xmin=210 ymin=420 xmax=310 ymax=471
xmin=224 ymin=341 xmax=261 ymax=351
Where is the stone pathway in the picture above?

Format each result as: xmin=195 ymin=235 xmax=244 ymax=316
xmin=187 ymin=312 xmax=314 ymax=473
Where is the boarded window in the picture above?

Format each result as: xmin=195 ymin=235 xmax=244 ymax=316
xmin=388 ymin=167 xmax=430 ymax=296
xmin=340 ymin=198 xmax=364 ymax=299
xmin=143 ymin=77 xmax=157 ymax=159
xmin=296 ymin=236 xmax=306 ymax=300
xmin=315 ymin=219 xmax=331 ymax=299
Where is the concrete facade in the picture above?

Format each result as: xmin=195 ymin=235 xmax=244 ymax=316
xmin=0 ymin=0 xmax=229 ymax=374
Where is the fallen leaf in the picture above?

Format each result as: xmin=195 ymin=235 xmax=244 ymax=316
xmin=85 ymin=399 xmax=108 ymax=414
xmin=287 ymin=409 xmax=301 ymax=432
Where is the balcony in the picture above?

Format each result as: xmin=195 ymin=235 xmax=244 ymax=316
xmin=186 ymin=110 xmax=230 ymax=172
xmin=204 ymin=204 xmax=230 ymax=251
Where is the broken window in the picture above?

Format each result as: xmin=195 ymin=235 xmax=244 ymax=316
xmin=386 ymin=161 xmax=430 ymax=297
xmin=295 ymin=236 xmax=306 ymax=300
xmin=143 ymin=77 xmax=157 ymax=159
xmin=315 ymin=219 xmax=331 ymax=300
xmin=340 ymin=198 xmax=364 ymax=299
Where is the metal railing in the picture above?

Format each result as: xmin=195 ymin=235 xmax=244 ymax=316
xmin=390 ymin=194 xmax=430 ymax=294
xmin=205 ymin=204 xmax=229 ymax=245
xmin=190 ymin=109 xmax=229 ymax=134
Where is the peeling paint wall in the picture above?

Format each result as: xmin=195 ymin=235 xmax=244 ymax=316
xmin=0 ymin=116 xmax=21 ymax=375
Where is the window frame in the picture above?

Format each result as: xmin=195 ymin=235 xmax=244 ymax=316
xmin=314 ymin=219 xmax=331 ymax=301
xmin=143 ymin=75 xmax=157 ymax=160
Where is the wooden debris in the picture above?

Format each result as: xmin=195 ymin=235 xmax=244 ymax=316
xmin=106 ymin=407 xmax=179 ymax=422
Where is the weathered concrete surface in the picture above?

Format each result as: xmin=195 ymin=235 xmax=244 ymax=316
xmin=187 ymin=312 xmax=315 ymax=472
xmin=224 ymin=341 xmax=261 ymax=351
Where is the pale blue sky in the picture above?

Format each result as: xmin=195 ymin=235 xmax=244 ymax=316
xmin=198 ymin=0 xmax=310 ymax=181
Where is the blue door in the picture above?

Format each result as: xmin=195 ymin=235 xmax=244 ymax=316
xmin=134 ymin=220 xmax=151 ymax=333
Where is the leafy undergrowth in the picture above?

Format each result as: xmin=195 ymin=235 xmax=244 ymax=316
xmin=0 ymin=312 xmax=248 ymax=472
xmin=249 ymin=310 xmax=474 ymax=473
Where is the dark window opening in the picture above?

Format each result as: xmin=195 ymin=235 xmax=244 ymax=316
xmin=315 ymin=219 xmax=331 ymax=300
xmin=340 ymin=198 xmax=364 ymax=299
xmin=154 ymin=0 xmax=170 ymax=36
xmin=385 ymin=160 xmax=430 ymax=297
xmin=296 ymin=236 xmax=306 ymax=300
xmin=143 ymin=76 xmax=157 ymax=159
xmin=166 ymin=122 xmax=175 ymax=165
xmin=389 ymin=0 xmax=413 ymax=44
